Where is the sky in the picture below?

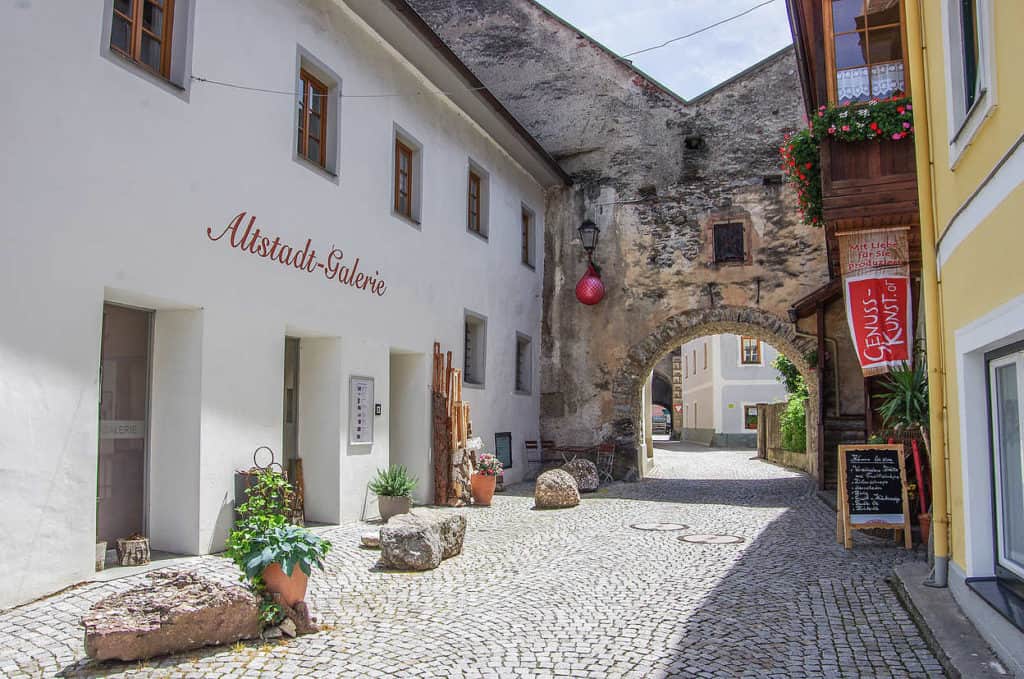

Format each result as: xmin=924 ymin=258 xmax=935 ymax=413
xmin=534 ymin=0 xmax=794 ymax=100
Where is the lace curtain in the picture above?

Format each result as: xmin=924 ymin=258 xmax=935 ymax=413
xmin=837 ymin=62 xmax=905 ymax=103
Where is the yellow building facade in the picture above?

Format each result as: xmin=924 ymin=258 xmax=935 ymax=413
xmin=907 ymin=0 xmax=1024 ymax=670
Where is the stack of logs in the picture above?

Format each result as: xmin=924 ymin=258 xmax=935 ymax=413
xmin=432 ymin=342 xmax=474 ymax=506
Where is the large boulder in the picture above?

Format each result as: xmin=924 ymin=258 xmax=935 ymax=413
xmin=380 ymin=509 xmax=466 ymax=570
xmin=83 ymin=570 xmax=259 ymax=661
xmin=561 ymin=458 xmax=600 ymax=492
xmin=535 ymin=469 xmax=580 ymax=509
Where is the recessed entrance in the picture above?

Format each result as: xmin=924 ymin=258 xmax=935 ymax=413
xmin=97 ymin=303 xmax=152 ymax=544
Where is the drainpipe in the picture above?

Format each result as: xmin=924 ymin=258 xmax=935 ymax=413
xmin=905 ymin=0 xmax=949 ymax=587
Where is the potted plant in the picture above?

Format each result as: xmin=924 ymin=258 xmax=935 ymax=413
xmin=369 ymin=465 xmax=417 ymax=521
xmin=874 ymin=356 xmax=931 ymax=542
xmin=237 ymin=523 xmax=330 ymax=607
xmin=471 ymin=453 xmax=502 ymax=506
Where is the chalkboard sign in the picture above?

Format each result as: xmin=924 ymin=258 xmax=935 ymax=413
xmin=837 ymin=445 xmax=911 ymax=550
xmin=495 ymin=432 xmax=512 ymax=469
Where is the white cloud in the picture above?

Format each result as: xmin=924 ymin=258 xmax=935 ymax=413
xmin=535 ymin=0 xmax=793 ymax=99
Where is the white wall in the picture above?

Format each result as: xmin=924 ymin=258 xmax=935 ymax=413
xmin=0 ymin=0 xmax=546 ymax=607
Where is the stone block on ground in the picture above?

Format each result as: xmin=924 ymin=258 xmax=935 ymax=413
xmin=83 ymin=569 xmax=259 ymax=662
xmin=380 ymin=509 xmax=466 ymax=570
xmin=561 ymin=458 xmax=600 ymax=492
xmin=360 ymin=531 xmax=380 ymax=548
xmin=535 ymin=469 xmax=580 ymax=509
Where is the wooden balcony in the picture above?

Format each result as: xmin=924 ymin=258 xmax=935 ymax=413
xmin=820 ymin=137 xmax=920 ymax=276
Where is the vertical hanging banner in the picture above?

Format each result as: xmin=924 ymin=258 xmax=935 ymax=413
xmin=838 ymin=227 xmax=913 ymax=376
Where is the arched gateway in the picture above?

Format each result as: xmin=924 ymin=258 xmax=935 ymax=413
xmin=610 ymin=306 xmax=819 ymax=479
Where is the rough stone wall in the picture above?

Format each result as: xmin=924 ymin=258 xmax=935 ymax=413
xmin=410 ymin=0 xmax=829 ymax=473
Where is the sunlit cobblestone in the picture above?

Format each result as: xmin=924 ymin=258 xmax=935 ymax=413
xmin=0 ymin=444 xmax=942 ymax=678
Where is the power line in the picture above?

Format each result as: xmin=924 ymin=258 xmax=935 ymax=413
xmin=191 ymin=0 xmax=784 ymax=100
xmin=622 ymin=0 xmax=780 ymax=58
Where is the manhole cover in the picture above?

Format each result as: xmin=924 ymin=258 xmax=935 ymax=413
xmin=678 ymin=534 xmax=745 ymax=544
xmin=630 ymin=522 xmax=689 ymax=531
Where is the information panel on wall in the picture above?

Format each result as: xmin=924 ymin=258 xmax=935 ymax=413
xmin=349 ymin=376 xmax=374 ymax=445
xmin=836 ymin=445 xmax=911 ymax=549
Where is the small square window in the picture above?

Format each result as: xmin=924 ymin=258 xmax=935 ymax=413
xmin=109 ymin=0 xmax=176 ymax=78
xmin=464 ymin=311 xmax=487 ymax=387
xmin=713 ymin=222 xmax=745 ymax=264
xmin=515 ymin=333 xmax=532 ymax=394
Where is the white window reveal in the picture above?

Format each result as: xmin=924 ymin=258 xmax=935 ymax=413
xmin=464 ymin=311 xmax=487 ymax=387
xmin=515 ymin=333 xmax=532 ymax=394
xmin=988 ymin=348 xmax=1024 ymax=583
xmin=942 ymin=0 xmax=997 ymax=166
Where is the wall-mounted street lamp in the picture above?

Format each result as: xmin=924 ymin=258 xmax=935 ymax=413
xmin=578 ymin=219 xmax=600 ymax=258
xmin=575 ymin=219 xmax=605 ymax=306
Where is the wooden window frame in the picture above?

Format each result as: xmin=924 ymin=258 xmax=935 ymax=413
xmin=110 ymin=0 xmax=176 ymax=79
xmin=704 ymin=342 xmax=708 ymax=370
xmin=468 ymin=171 xmax=482 ymax=235
xmin=394 ymin=139 xmax=414 ymax=220
xmin=821 ymin=0 xmax=911 ymax=105
xmin=298 ymin=69 xmax=329 ymax=169
xmin=740 ymin=336 xmax=762 ymax=365
xmin=744 ymin=405 xmax=759 ymax=430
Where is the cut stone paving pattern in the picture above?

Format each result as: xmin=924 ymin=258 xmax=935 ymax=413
xmin=0 ymin=443 xmax=943 ymax=678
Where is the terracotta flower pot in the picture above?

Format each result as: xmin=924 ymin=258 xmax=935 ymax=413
xmin=918 ymin=513 xmax=931 ymax=546
xmin=378 ymin=495 xmax=412 ymax=522
xmin=262 ymin=563 xmax=308 ymax=608
xmin=471 ymin=473 xmax=496 ymax=506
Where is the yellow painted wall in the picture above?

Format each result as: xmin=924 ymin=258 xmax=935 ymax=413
xmin=916 ymin=1 xmax=1024 ymax=569
xmin=921 ymin=1 xmax=1024 ymax=228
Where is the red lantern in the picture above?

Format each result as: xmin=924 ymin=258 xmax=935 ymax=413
xmin=575 ymin=264 xmax=605 ymax=305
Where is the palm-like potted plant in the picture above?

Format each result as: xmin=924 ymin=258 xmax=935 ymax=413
xmin=238 ymin=524 xmax=331 ymax=607
xmin=369 ymin=465 xmax=417 ymax=521
xmin=874 ymin=358 xmax=931 ymax=541
xmin=471 ymin=453 xmax=502 ymax=506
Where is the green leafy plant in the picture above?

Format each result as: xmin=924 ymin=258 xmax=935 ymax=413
xmin=780 ymin=396 xmax=807 ymax=453
xmin=238 ymin=524 xmax=331 ymax=580
xmin=226 ymin=468 xmax=293 ymax=581
xmin=874 ymin=359 xmax=931 ymax=462
xmin=475 ymin=453 xmax=502 ymax=476
xmin=368 ymin=464 xmax=417 ymax=497
xmin=772 ymin=354 xmax=809 ymax=398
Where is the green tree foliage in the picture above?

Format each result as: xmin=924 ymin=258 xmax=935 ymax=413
xmin=780 ymin=397 xmax=807 ymax=453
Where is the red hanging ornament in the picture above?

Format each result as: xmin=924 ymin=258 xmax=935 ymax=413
xmin=575 ymin=263 xmax=605 ymax=305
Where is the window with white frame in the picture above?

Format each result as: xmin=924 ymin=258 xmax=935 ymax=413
xmin=515 ymin=333 xmax=532 ymax=394
xmin=464 ymin=311 xmax=487 ymax=387
xmin=943 ymin=0 xmax=996 ymax=165
xmin=987 ymin=345 xmax=1024 ymax=587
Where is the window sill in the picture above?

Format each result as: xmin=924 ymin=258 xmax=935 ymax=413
xmin=948 ymin=88 xmax=995 ymax=170
xmin=105 ymin=49 xmax=189 ymax=100
xmin=467 ymin=229 xmax=489 ymax=243
xmin=965 ymin=577 xmax=1024 ymax=632
xmin=391 ymin=211 xmax=422 ymax=230
xmin=293 ymin=155 xmax=339 ymax=184
xmin=463 ymin=381 xmax=484 ymax=390
xmin=514 ymin=389 xmax=532 ymax=396
xmin=521 ymin=262 xmax=536 ymax=272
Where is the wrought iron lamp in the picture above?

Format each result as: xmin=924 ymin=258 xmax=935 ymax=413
xmin=577 ymin=219 xmax=600 ymax=258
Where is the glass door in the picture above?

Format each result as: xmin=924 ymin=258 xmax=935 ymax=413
xmin=989 ymin=350 xmax=1024 ymax=582
xmin=97 ymin=304 xmax=152 ymax=544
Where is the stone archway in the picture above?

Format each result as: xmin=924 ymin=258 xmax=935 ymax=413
xmin=610 ymin=305 xmax=819 ymax=479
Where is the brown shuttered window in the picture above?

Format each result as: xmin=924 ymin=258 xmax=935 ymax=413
xmin=395 ymin=140 xmax=413 ymax=219
xmin=468 ymin=171 xmax=481 ymax=233
xmin=297 ymin=70 xmax=328 ymax=168
xmin=521 ymin=208 xmax=532 ymax=266
xmin=110 ymin=0 xmax=175 ymax=78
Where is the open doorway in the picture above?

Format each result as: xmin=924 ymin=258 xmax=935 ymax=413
xmin=389 ymin=351 xmax=430 ymax=505
xmin=97 ymin=303 xmax=152 ymax=545
xmin=282 ymin=336 xmax=305 ymax=524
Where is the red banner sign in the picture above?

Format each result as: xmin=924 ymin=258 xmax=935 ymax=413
xmin=838 ymin=228 xmax=912 ymax=376
xmin=673 ymin=404 xmax=684 ymax=413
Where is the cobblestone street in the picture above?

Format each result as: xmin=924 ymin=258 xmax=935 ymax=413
xmin=0 ymin=443 xmax=943 ymax=678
